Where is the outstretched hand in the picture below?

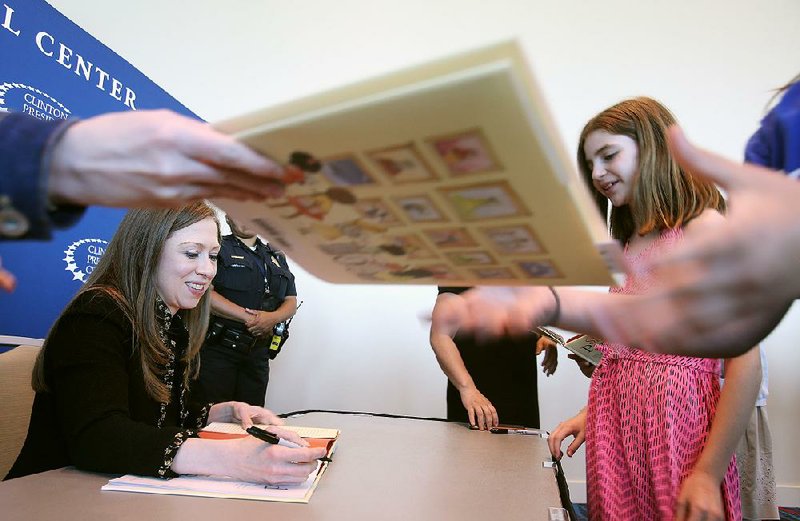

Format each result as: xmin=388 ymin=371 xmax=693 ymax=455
xmin=48 ymin=110 xmax=287 ymax=208
xmin=430 ymin=286 xmax=558 ymax=340
xmin=593 ymin=126 xmax=799 ymax=357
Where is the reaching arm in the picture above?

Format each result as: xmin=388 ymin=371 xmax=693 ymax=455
xmin=47 ymin=110 xmax=286 ymax=207
xmin=548 ymin=407 xmax=588 ymax=460
xmin=429 ymin=285 xmax=624 ymax=348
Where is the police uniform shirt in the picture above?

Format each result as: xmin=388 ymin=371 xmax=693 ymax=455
xmin=213 ymin=235 xmax=296 ymax=316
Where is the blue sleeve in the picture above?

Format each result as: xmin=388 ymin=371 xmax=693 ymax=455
xmin=0 ymin=112 xmax=86 ymax=240
xmin=745 ymin=82 xmax=800 ymax=175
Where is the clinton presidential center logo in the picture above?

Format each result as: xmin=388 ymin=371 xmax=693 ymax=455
xmin=0 ymin=82 xmax=71 ymax=120
xmin=64 ymin=239 xmax=108 ymax=282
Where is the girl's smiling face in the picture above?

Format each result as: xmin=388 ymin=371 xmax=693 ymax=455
xmin=583 ymin=130 xmax=639 ymax=207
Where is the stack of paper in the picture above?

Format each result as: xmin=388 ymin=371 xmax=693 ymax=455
xmin=101 ymin=422 xmax=339 ymax=503
xmin=102 ymin=469 xmax=322 ymax=503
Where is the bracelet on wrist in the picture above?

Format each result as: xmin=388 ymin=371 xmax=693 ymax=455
xmin=547 ymin=286 xmax=561 ymax=325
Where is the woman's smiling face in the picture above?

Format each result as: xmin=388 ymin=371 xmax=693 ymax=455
xmin=155 ymin=217 xmax=220 ymax=314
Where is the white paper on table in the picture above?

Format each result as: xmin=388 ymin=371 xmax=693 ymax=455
xmin=102 ymin=461 xmax=324 ymax=503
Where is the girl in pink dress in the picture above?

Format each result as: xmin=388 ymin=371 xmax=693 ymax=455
xmin=545 ymin=98 xmax=761 ymax=521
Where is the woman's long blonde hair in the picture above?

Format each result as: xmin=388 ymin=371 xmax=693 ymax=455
xmin=33 ymin=202 xmax=219 ymax=403
xmin=577 ymin=97 xmax=725 ymax=244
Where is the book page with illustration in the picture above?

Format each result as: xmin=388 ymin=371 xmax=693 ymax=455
xmin=213 ymin=41 xmax=623 ymax=286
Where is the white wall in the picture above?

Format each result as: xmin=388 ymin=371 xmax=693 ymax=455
xmin=50 ymin=0 xmax=800 ymax=504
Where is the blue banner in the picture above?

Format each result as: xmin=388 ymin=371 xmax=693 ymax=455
xmin=0 ymin=0 xmax=198 ymax=337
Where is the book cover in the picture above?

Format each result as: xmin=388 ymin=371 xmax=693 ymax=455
xmin=213 ymin=40 xmax=623 ymax=286
xmin=200 ymin=422 xmax=339 ymax=453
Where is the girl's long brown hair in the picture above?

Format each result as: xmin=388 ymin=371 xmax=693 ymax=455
xmin=33 ymin=202 xmax=219 ymax=403
xmin=577 ymin=97 xmax=725 ymax=244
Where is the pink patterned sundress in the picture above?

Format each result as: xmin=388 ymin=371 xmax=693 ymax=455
xmin=585 ymin=228 xmax=741 ymax=520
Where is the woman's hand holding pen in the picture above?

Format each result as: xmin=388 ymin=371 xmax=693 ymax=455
xmin=172 ymin=436 xmax=327 ymax=485
xmin=548 ymin=408 xmax=588 ymax=460
xmin=175 ymin=402 xmax=324 ymax=485
xmin=207 ymin=401 xmax=284 ymax=429
xmin=236 ymin=437 xmax=327 ymax=484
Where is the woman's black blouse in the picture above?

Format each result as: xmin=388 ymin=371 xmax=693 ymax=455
xmin=5 ymin=291 xmax=210 ymax=480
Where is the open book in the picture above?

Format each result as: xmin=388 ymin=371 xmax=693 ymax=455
xmin=101 ymin=423 xmax=339 ymax=503
xmin=213 ymin=40 xmax=623 ymax=286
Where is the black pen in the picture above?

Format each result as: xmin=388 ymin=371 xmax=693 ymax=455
xmin=246 ymin=426 xmax=333 ymax=462
xmin=489 ymin=426 xmax=545 ymax=436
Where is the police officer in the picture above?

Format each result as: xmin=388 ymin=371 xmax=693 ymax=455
xmin=198 ymin=215 xmax=297 ymax=406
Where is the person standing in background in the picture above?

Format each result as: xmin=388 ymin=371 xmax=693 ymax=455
xmin=430 ymin=286 xmax=557 ymax=430
xmin=198 ymin=215 xmax=297 ymax=407
xmin=727 ymin=346 xmax=779 ymax=521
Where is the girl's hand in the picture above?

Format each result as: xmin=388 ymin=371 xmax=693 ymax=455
xmin=567 ymin=353 xmax=595 ymax=378
xmin=547 ymin=408 xmax=587 ymax=460
xmin=674 ymin=470 xmax=724 ymax=521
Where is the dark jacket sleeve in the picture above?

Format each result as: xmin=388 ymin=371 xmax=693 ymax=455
xmin=0 ymin=112 xmax=85 ymax=240
xmin=46 ymin=295 xmax=192 ymax=476
xmin=184 ymin=398 xmax=213 ymax=429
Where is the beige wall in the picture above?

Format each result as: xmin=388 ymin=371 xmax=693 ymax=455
xmin=50 ymin=0 xmax=800 ymax=504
